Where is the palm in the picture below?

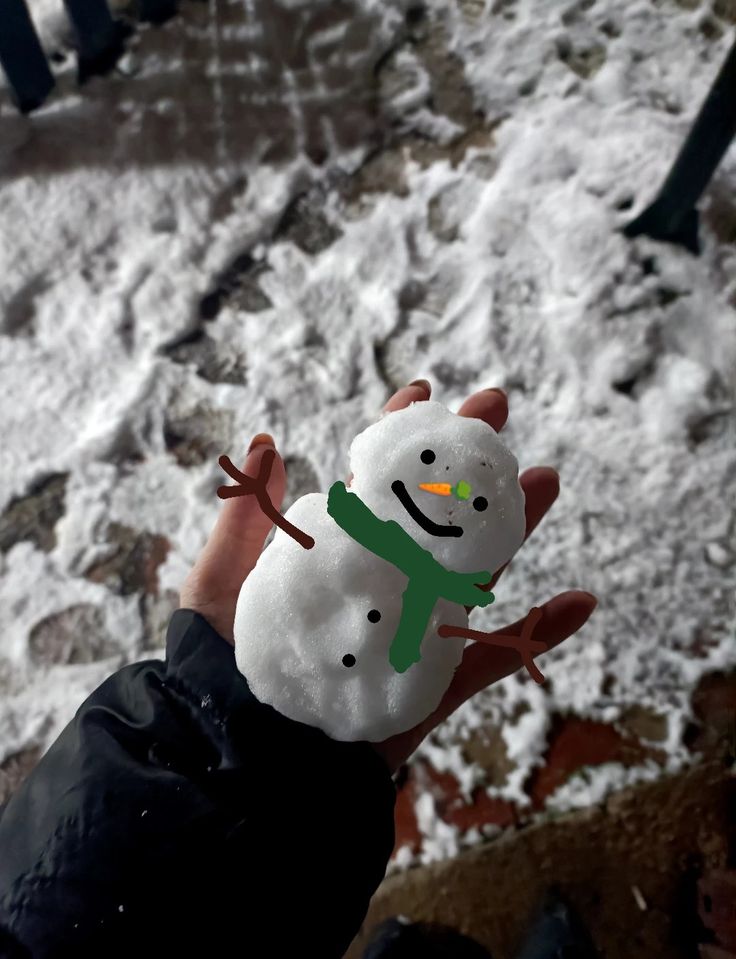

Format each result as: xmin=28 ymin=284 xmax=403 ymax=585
xmin=180 ymin=382 xmax=596 ymax=774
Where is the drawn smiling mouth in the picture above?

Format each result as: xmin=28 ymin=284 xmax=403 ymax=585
xmin=391 ymin=480 xmax=464 ymax=538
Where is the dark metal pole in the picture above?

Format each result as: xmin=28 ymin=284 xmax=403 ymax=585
xmin=137 ymin=0 xmax=180 ymax=25
xmin=61 ymin=0 xmax=131 ymax=82
xmin=0 ymin=0 xmax=55 ymax=113
xmin=624 ymin=34 xmax=736 ymax=254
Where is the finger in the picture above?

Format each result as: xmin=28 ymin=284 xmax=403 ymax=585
xmin=518 ymin=467 xmax=561 ymax=540
xmin=180 ymin=435 xmax=286 ymax=624
xmin=457 ymin=387 xmax=508 ymax=433
xmin=378 ymin=591 xmax=597 ymax=773
xmin=434 ymin=590 xmax=597 ymax=723
xmin=347 ymin=380 xmax=432 ymax=485
xmin=486 ymin=466 xmax=560 ymax=591
xmin=383 ymin=378 xmax=432 ymax=413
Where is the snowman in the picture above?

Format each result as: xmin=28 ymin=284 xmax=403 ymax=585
xmin=217 ymin=401 xmax=542 ymax=743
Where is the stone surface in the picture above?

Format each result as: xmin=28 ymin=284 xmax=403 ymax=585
xmin=28 ymin=604 xmax=117 ymax=666
xmin=394 ymin=759 xmax=518 ymax=858
xmin=698 ymin=870 xmax=736 ymax=952
xmin=685 ymin=671 xmax=736 ymax=762
xmin=163 ymin=403 xmax=234 ymax=468
xmin=0 ymin=276 xmax=49 ymax=337
xmin=527 ymin=715 xmax=667 ymax=807
xmin=275 ymin=188 xmax=343 ymax=255
xmin=386 ymin=672 xmax=736 ymax=950
xmin=0 ymin=748 xmax=42 ymax=807
xmin=713 ymin=0 xmax=736 ymax=22
xmin=462 ymin=725 xmax=518 ymax=789
xmin=391 ymin=712 xmax=669 ymax=861
xmin=199 ymin=253 xmax=273 ymax=321
xmin=84 ymin=523 xmax=170 ymax=596
xmin=282 ymin=454 xmax=321 ymax=512
xmin=350 ymin=762 xmax=736 ymax=959
xmin=618 ymin=705 xmax=670 ymax=743
xmin=0 ymin=474 xmax=68 ymax=554
xmin=704 ymin=185 xmax=736 ymax=246
xmin=555 ymin=35 xmax=607 ymax=79
xmin=140 ymin=588 xmax=179 ymax=651
xmin=164 ymin=328 xmax=248 ymax=385
xmin=7 ymin=0 xmax=393 ymax=173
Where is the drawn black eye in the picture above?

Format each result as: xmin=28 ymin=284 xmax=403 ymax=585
xmin=473 ymin=496 xmax=488 ymax=512
xmin=367 ymin=609 xmax=381 ymax=623
xmin=342 ymin=654 xmax=356 ymax=667
xmin=420 ymin=449 xmax=435 ymax=464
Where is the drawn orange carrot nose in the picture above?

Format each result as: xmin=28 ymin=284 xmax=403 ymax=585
xmin=418 ymin=481 xmax=472 ymax=501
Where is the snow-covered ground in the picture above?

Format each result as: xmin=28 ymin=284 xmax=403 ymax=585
xmin=1 ymin=0 xmax=734 ymax=865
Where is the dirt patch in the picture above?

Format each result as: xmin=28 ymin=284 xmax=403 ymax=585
xmin=164 ymin=329 xmax=248 ymax=385
xmin=28 ymin=604 xmax=118 ymax=666
xmin=84 ymin=523 xmax=170 ymax=596
xmin=349 ymin=761 xmax=736 ymax=959
xmin=0 ymin=473 xmax=68 ymax=554
xmin=163 ymin=403 xmax=233 ymax=468
xmin=0 ymin=748 xmax=42 ymax=807
xmin=140 ymin=588 xmax=180 ymax=651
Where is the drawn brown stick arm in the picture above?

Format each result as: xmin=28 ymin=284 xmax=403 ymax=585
xmin=217 ymin=450 xmax=315 ymax=550
xmin=438 ymin=606 xmax=547 ymax=684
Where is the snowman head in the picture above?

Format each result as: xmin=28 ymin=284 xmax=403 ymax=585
xmin=349 ymin=400 xmax=526 ymax=576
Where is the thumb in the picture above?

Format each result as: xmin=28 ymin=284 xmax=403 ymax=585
xmin=180 ymin=435 xmax=286 ymax=638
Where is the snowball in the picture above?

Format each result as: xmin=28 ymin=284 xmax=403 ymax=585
xmin=234 ymin=401 xmax=527 ymax=741
xmin=234 ymin=494 xmax=467 ymax=742
xmin=350 ymin=400 xmax=526 ymax=576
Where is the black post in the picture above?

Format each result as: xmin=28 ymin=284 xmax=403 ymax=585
xmin=62 ymin=0 xmax=132 ymax=82
xmin=624 ymin=34 xmax=736 ymax=255
xmin=0 ymin=0 xmax=55 ymax=113
xmin=137 ymin=0 xmax=180 ymax=25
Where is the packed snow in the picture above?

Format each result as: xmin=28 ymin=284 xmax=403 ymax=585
xmin=234 ymin=401 xmax=524 ymax=741
xmin=1 ymin=0 xmax=735 ymax=866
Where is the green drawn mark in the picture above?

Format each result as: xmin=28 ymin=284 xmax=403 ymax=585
xmin=454 ymin=480 xmax=472 ymax=500
xmin=327 ymin=481 xmax=493 ymax=673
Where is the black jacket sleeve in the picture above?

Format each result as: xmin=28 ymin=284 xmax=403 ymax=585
xmin=0 ymin=610 xmax=396 ymax=958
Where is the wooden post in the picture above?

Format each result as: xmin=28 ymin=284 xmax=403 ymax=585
xmin=624 ymin=35 xmax=736 ymax=254
xmin=0 ymin=0 xmax=55 ymax=113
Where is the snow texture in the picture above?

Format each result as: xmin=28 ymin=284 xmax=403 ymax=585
xmin=1 ymin=0 xmax=735 ymax=864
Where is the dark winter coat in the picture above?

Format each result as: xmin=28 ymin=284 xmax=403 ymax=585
xmin=0 ymin=609 xmax=396 ymax=958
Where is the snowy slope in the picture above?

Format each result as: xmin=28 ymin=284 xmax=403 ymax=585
xmin=1 ymin=0 xmax=734 ymax=864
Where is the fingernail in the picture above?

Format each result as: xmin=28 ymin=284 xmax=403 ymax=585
xmin=582 ymin=591 xmax=598 ymax=608
xmin=484 ymin=387 xmax=507 ymax=398
xmin=248 ymin=432 xmax=274 ymax=452
xmin=409 ymin=379 xmax=431 ymax=396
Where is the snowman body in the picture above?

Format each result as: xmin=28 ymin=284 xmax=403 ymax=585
xmin=234 ymin=401 xmax=526 ymax=742
xmin=234 ymin=494 xmax=467 ymax=742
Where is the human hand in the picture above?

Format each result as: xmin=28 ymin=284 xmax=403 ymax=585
xmin=370 ymin=383 xmax=596 ymax=772
xmin=179 ymin=381 xmax=597 ymax=773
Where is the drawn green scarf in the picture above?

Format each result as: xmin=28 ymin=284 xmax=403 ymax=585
xmin=327 ymin=481 xmax=494 ymax=673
